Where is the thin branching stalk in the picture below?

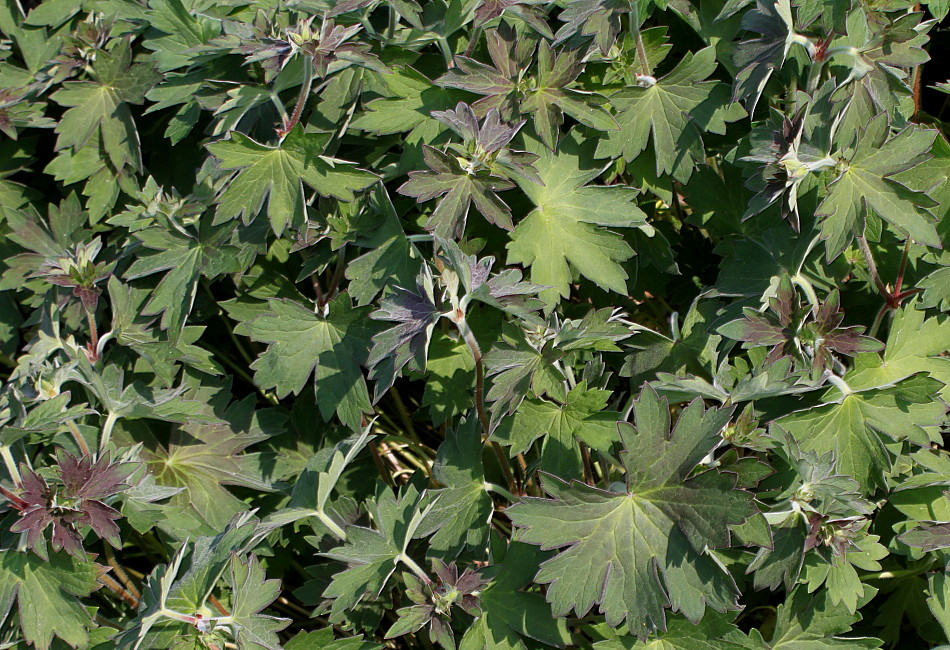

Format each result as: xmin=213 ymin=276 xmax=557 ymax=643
xmin=324 ymin=247 xmax=348 ymax=306
xmin=209 ymin=595 xmax=230 ymax=616
xmin=388 ymin=386 xmax=417 ymax=440
xmin=452 ymin=312 xmax=518 ymax=494
xmin=98 ymin=573 xmax=139 ymax=609
xmin=105 ymin=546 xmax=141 ymax=603
xmin=370 ymin=439 xmax=396 ymax=488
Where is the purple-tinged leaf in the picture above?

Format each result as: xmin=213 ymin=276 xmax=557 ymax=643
xmin=900 ymin=522 xmax=950 ymax=551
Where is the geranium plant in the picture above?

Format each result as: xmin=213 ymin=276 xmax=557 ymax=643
xmin=0 ymin=0 xmax=948 ymax=648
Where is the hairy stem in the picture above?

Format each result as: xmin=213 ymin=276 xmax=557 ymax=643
xmin=804 ymin=50 xmax=826 ymax=96
xmin=370 ymin=439 xmax=396 ymax=488
xmin=98 ymin=411 xmax=118 ymax=457
xmin=94 ymin=614 xmax=125 ymax=631
xmin=98 ymin=573 xmax=139 ymax=609
xmin=65 ymin=419 xmax=91 ymax=457
xmin=894 ymin=239 xmax=911 ymax=297
xmin=862 ymin=561 xmax=934 ymax=581
xmin=824 ymin=371 xmax=853 ymax=396
xmin=399 ymin=553 xmax=432 ymax=585
xmin=454 ymin=314 xmax=489 ymax=433
xmin=484 ymin=482 xmax=517 ymax=502
xmin=630 ymin=2 xmax=651 ymax=78
xmin=105 ymin=546 xmax=141 ymax=603
xmin=869 ymin=303 xmax=889 ymax=339
xmin=280 ymin=57 xmax=315 ymax=136
xmin=316 ymin=510 xmax=348 ymax=541
xmin=85 ymin=307 xmax=99 ymax=361
xmin=1 ymin=445 xmax=22 ymax=489
xmin=792 ymin=273 xmax=821 ymax=316
xmin=312 ymin=274 xmax=325 ymax=307
xmin=855 ymin=234 xmax=891 ymax=303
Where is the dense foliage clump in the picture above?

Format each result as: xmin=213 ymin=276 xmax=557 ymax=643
xmin=0 ymin=0 xmax=949 ymax=648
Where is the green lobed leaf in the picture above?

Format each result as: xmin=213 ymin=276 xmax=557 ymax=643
xmin=0 ymin=551 xmax=102 ymax=650
xmin=508 ymin=386 xmax=755 ymax=636
xmin=507 ymin=129 xmax=647 ymax=310
xmin=246 ymin=295 xmax=375 ymax=430
xmin=207 ymin=127 xmax=377 ymax=236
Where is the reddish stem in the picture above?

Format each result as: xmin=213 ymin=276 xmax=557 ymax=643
xmin=209 ymin=595 xmax=230 ymax=616
xmin=86 ymin=307 xmax=100 ymax=362
xmin=0 ymin=484 xmax=28 ymax=509
xmin=277 ymin=58 xmax=314 ymax=137
xmin=893 ymin=240 xmax=911 ymax=298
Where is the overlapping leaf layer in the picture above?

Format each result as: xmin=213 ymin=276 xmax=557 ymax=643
xmin=0 ymin=0 xmax=948 ymax=649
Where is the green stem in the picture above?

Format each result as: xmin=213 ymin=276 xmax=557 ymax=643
xmin=869 ymin=304 xmax=890 ymax=339
xmin=856 ymin=234 xmax=891 ymax=302
xmin=95 ymin=329 xmax=114 ymax=359
xmin=861 ymin=564 xmax=933 ymax=581
xmin=65 ymin=419 xmax=91 ymax=457
xmin=437 ymin=37 xmax=455 ymax=68
xmin=630 ymin=1 xmax=651 ymax=78
xmin=98 ymin=411 xmax=118 ymax=457
xmin=202 ymin=340 xmax=278 ymax=405
xmin=316 ymin=510 xmax=348 ymax=541
xmin=94 ymin=614 xmax=124 ymax=631
xmin=454 ymin=314 xmax=489 ymax=434
xmin=484 ymin=482 xmax=517 ymax=502
xmin=270 ymin=93 xmax=290 ymax=128
xmin=804 ymin=55 xmax=826 ymax=96
xmin=380 ymin=433 xmax=435 ymax=461
xmin=1 ymin=445 xmax=22 ymax=488
xmin=599 ymin=452 xmax=611 ymax=490
xmin=463 ymin=25 xmax=482 ymax=58
xmin=792 ymin=273 xmax=821 ymax=316
xmin=398 ymin=553 xmax=432 ymax=585
xmin=358 ymin=12 xmax=377 ymax=37
xmin=386 ymin=440 xmax=431 ymax=475
xmin=201 ymin=280 xmax=254 ymax=365
xmin=452 ymin=312 xmax=518 ymax=494
xmin=388 ymin=388 xmax=417 ymax=440
xmin=159 ymin=608 xmax=233 ymax=626
xmin=386 ymin=4 xmax=397 ymax=40
xmin=322 ymin=247 xmax=347 ymax=307
xmin=370 ymin=440 xmax=395 ymax=488
xmin=894 ymin=239 xmax=911 ymax=297
xmin=580 ymin=442 xmax=596 ymax=486
xmin=825 ymin=372 xmax=853 ymax=397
